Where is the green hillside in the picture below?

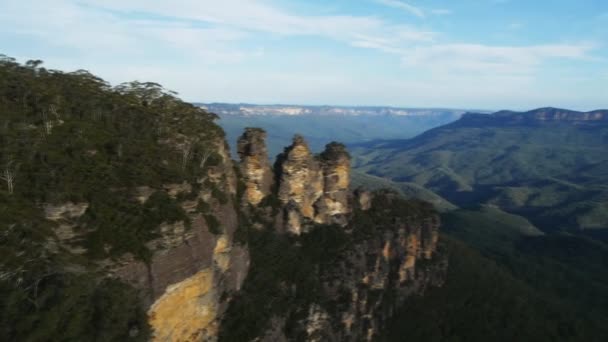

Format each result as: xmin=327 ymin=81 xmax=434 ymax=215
xmin=353 ymin=108 xmax=608 ymax=232
xmin=386 ymin=206 xmax=608 ymax=341
xmin=350 ymin=170 xmax=456 ymax=211
xmin=385 ymin=236 xmax=608 ymax=342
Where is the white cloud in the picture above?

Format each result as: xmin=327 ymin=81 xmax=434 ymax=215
xmin=430 ymin=9 xmax=452 ymax=16
xmin=0 ymin=0 xmax=436 ymax=61
xmin=508 ymin=22 xmax=524 ymax=30
xmin=79 ymin=0 xmax=433 ymax=43
xmin=375 ymin=0 xmax=425 ymax=18
xmin=399 ymin=43 xmax=594 ymax=75
xmin=0 ymin=0 xmax=602 ymax=109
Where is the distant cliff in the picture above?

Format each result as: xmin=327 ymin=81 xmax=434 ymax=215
xmin=459 ymin=107 xmax=608 ymax=126
xmin=200 ymin=103 xmax=466 ymax=117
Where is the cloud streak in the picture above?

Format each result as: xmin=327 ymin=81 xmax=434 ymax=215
xmin=375 ymin=0 xmax=425 ymax=18
xmin=0 ymin=0 xmax=603 ymax=109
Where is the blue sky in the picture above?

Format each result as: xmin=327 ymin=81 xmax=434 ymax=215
xmin=1 ymin=0 xmax=607 ymax=110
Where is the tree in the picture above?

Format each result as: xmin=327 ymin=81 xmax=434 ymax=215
xmin=0 ymin=159 xmax=18 ymax=194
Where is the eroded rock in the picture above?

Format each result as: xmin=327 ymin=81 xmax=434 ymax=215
xmin=237 ymin=128 xmax=274 ymax=206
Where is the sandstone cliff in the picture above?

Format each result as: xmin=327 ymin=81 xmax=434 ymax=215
xmin=276 ymin=135 xmax=325 ymax=234
xmin=237 ymin=128 xmax=274 ymax=206
xmin=112 ymin=140 xmax=249 ymax=341
xmin=0 ymin=59 xmax=445 ymax=342
xmin=42 ymin=127 xmax=442 ymax=342
xmin=220 ymin=188 xmax=446 ymax=342
xmin=45 ymin=137 xmax=250 ymax=342
xmin=238 ymin=133 xmax=352 ymax=234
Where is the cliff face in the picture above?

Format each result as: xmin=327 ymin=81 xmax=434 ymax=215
xmin=237 ymin=128 xmax=274 ymax=206
xmin=220 ymin=188 xmax=446 ymax=342
xmin=220 ymin=132 xmax=446 ymax=342
xmin=0 ymin=59 xmax=444 ymax=341
xmin=294 ymin=196 xmax=445 ymax=342
xmin=44 ymin=127 xmax=442 ymax=342
xmin=460 ymin=108 xmax=608 ymax=127
xmin=315 ymin=142 xmax=351 ymax=226
xmin=116 ymin=140 xmax=248 ymax=342
xmin=44 ymin=137 xmax=250 ymax=342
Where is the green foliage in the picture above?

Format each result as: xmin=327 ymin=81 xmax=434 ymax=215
xmin=353 ymin=115 xmax=608 ymax=232
xmin=0 ymin=55 xmax=227 ymax=341
xmin=219 ymin=226 xmax=345 ymax=341
xmin=441 ymin=207 xmax=608 ymax=318
xmin=352 ymin=189 xmax=435 ymax=241
xmin=83 ymin=191 xmax=190 ymax=261
xmin=0 ymin=275 xmax=150 ymax=342
xmin=211 ymin=184 xmax=229 ymax=205
xmin=197 ymin=198 xmax=212 ymax=213
xmin=386 ymin=207 xmax=608 ymax=341
xmin=384 ymin=237 xmax=608 ymax=342
xmin=220 ymin=192 xmax=434 ymax=341
xmin=350 ymin=170 xmax=456 ymax=211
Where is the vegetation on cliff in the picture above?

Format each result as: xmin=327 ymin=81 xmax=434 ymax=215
xmin=220 ymin=191 xmax=440 ymax=341
xmin=0 ymin=55 xmax=225 ymax=340
xmin=352 ymin=108 xmax=608 ymax=232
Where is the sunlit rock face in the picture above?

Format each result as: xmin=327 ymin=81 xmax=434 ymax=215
xmin=314 ymin=142 xmax=351 ymax=225
xmin=276 ymin=135 xmax=324 ymax=234
xmin=148 ymin=269 xmax=216 ymax=341
xmin=270 ymin=136 xmax=353 ymax=234
xmin=108 ymin=136 xmax=249 ymax=342
xmin=237 ymin=128 xmax=274 ymax=206
xmin=249 ymin=193 xmax=446 ymax=342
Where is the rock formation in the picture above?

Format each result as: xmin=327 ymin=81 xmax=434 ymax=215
xmin=220 ymin=188 xmax=445 ymax=342
xmin=45 ymin=128 xmax=440 ymax=342
xmin=105 ymin=138 xmax=248 ymax=341
xmin=276 ymin=135 xmax=324 ymax=234
xmin=238 ymin=133 xmax=353 ymax=234
xmin=237 ymin=128 xmax=274 ymax=206
xmin=314 ymin=142 xmax=351 ymax=225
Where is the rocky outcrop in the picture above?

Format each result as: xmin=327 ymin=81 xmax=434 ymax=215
xmin=314 ymin=142 xmax=351 ymax=225
xmin=238 ymin=133 xmax=353 ymax=234
xmin=237 ymin=128 xmax=274 ymax=206
xmin=276 ymin=135 xmax=324 ymax=234
xmin=220 ymin=188 xmax=446 ymax=342
xmin=294 ymin=197 xmax=445 ymax=341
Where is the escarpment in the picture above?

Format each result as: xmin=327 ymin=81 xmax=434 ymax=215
xmin=111 ymin=139 xmax=249 ymax=342
xmin=220 ymin=132 xmax=446 ymax=341
xmin=0 ymin=57 xmax=446 ymax=342
xmin=220 ymin=186 xmax=446 ymax=342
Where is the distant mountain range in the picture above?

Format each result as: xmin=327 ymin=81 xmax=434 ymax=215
xmin=352 ymin=107 xmax=608 ymax=232
xmin=458 ymin=107 xmax=608 ymax=125
xmin=206 ymin=103 xmax=468 ymax=158
xmin=198 ymin=102 xmax=472 ymax=117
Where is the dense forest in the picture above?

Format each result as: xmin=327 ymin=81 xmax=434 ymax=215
xmin=0 ymin=55 xmax=226 ymax=340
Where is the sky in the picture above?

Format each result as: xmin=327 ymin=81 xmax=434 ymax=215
xmin=1 ymin=0 xmax=607 ymax=110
